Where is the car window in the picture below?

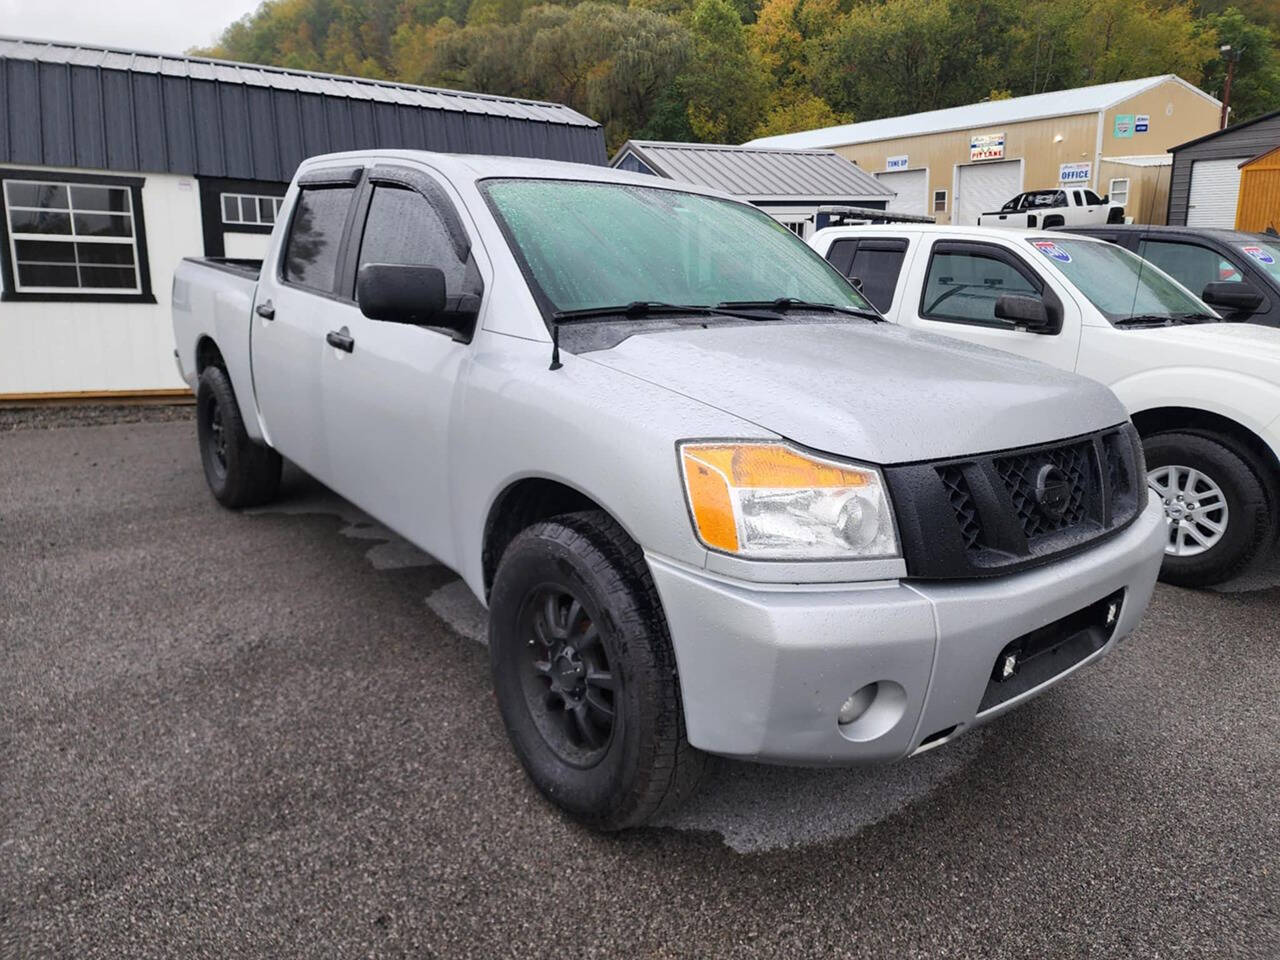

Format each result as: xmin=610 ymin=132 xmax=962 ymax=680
xmin=1029 ymin=237 xmax=1212 ymax=322
xmin=1138 ymin=240 xmax=1243 ymax=299
xmin=1083 ymin=189 xmax=1104 ymax=205
xmin=1001 ymin=195 xmax=1022 ymax=212
xmin=356 ymin=184 xmax=479 ymax=296
xmin=283 ymin=186 xmax=356 ymax=292
xmin=1238 ymin=239 xmax=1280 ymax=281
xmin=826 ymin=238 xmax=858 ymax=277
xmin=921 ymin=249 xmax=1038 ymax=325
xmin=483 ymin=179 xmax=871 ymax=314
xmin=847 ymin=241 xmax=908 ymax=312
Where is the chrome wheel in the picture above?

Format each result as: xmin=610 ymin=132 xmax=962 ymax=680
xmin=1148 ymin=464 xmax=1229 ymax=558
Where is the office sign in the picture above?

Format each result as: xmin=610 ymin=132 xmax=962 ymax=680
xmin=1114 ymin=114 xmax=1134 ymax=138
xmin=1059 ymin=162 xmax=1092 ymax=184
xmin=886 ymin=155 xmax=909 ymax=171
xmin=1135 ymin=114 xmax=1150 ymax=133
xmin=970 ymin=133 xmax=1005 ymax=161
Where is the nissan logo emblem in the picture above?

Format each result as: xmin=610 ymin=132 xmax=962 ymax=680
xmin=1035 ymin=464 xmax=1072 ymax=519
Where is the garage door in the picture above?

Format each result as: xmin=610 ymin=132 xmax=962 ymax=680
xmin=876 ymin=169 xmax=928 ymax=217
xmin=1187 ymin=158 xmax=1245 ymax=227
xmin=955 ymin=160 xmax=1022 ymax=225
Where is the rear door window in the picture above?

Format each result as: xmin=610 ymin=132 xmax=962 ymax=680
xmin=283 ymin=186 xmax=356 ymax=293
xmin=921 ymin=245 xmax=1039 ymax=326
xmin=847 ymin=240 xmax=908 ymax=312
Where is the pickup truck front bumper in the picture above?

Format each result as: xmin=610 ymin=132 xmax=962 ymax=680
xmin=648 ymin=492 xmax=1167 ymax=764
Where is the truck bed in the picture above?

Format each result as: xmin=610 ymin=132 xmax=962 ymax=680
xmin=183 ymin=257 xmax=263 ymax=281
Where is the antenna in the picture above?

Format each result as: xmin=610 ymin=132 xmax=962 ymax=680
xmin=549 ymin=321 xmax=562 ymax=371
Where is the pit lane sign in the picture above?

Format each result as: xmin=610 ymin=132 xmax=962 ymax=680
xmin=970 ymin=133 xmax=1006 ymax=161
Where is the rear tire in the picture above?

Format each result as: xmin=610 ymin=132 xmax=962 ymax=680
xmin=488 ymin=510 xmax=706 ymax=830
xmin=1144 ymin=431 xmax=1271 ymax=587
xmin=196 ymin=365 xmax=282 ymax=509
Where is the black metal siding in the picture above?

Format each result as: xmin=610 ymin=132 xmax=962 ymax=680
xmin=1168 ymin=114 xmax=1280 ymax=224
xmin=0 ymin=56 xmax=605 ymax=180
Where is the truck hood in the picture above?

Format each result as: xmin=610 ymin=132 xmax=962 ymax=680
xmin=1107 ymin=321 xmax=1280 ymax=382
xmin=581 ymin=321 xmax=1128 ymax=464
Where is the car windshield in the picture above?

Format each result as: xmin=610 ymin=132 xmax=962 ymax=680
xmin=481 ymin=178 xmax=872 ymax=316
xmin=1239 ymin=238 xmax=1280 ymax=281
xmin=1025 ymin=236 xmax=1216 ymax=323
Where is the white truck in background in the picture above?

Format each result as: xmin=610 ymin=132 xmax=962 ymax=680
xmin=978 ymin=189 xmax=1126 ymax=230
xmin=811 ymin=224 xmax=1280 ymax=587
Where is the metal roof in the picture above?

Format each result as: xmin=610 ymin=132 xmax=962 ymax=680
xmin=610 ymin=140 xmax=892 ymax=201
xmin=0 ymin=35 xmax=605 ymax=180
xmin=745 ymin=76 xmax=1221 ymax=151
xmin=1101 ymin=155 xmax=1173 ymax=167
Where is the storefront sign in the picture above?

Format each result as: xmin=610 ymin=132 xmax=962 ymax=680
xmin=1059 ymin=162 xmax=1092 ymax=184
xmin=1114 ymin=114 xmax=1134 ymax=138
xmin=886 ymin=155 xmax=909 ymax=171
xmin=1135 ymin=114 xmax=1150 ymax=133
xmin=970 ymin=133 xmax=1005 ymax=161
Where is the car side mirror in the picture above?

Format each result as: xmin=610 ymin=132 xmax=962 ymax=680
xmin=357 ymin=263 xmax=479 ymax=340
xmin=1202 ymin=281 xmax=1263 ymax=313
xmin=995 ymin=293 xmax=1056 ymax=333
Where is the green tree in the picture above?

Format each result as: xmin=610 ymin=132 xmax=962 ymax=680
xmin=1198 ymin=8 xmax=1280 ymax=122
xmin=682 ymin=0 xmax=770 ymax=142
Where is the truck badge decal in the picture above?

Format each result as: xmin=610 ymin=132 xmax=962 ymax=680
xmin=1035 ymin=464 xmax=1072 ymax=519
xmin=1242 ymin=245 xmax=1275 ymax=265
xmin=1032 ymin=240 xmax=1071 ymax=263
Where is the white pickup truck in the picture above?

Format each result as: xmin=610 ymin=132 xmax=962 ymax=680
xmin=811 ymin=224 xmax=1280 ymax=586
xmin=173 ymin=152 xmax=1166 ymax=829
xmin=978 ymin=189 xmax=1126 ymax=230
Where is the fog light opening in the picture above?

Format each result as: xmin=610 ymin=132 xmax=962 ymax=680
xmin=838 ymin=684 xmax=877 ymax=727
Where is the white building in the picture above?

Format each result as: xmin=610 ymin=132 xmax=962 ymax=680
xmin=0 ymin=36 xmax=603 ymax=400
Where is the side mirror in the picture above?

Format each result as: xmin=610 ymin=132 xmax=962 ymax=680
xmin=1202 ymin=281 xmax=1264 ymax=313
xmin=358 ymin=263 xmax=446 ymax=325
xmin=850 ymin=276 xmax=864 ymax=291
xmin=995 ymin=293 xmax=1056 ymax=333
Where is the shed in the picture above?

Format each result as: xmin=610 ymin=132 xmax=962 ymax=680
xmin=1235 ymin=145 xmax=1280 ymax=234
xmin=1167 ymin=109 xmax=1280 ymax=227
xmin=0 ymin=35 xmax=604 ymax=399
xmin=610 ymin=140 xmax=892 ymax=238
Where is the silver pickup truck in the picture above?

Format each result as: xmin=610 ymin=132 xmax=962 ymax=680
xmin=172 ymin=150 xmax=1166 ymax=829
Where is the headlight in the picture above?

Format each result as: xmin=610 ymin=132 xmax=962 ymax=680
xmin=679 ymin=441 xmax=899 ymax=560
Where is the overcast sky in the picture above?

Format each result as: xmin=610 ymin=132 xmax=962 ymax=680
xmin=1 ymin=0 xmax=261 ymax=55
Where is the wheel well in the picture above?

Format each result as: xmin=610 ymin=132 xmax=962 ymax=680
xmin=1131 ymin=407 xmax=1280 ymax=477
xmin=482 ymin=479 xmax=605 ymax=599
xmin=1043 ymin=215 xmax=1065 ymax=228
xmin=195 ymin=336 xmax=225 ymax=373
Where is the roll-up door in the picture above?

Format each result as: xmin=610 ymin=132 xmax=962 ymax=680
xmin=955 ymin=160 xmax=1021 ymax=225
xmin=1186 ymin=158 xmax=1245 ymax=227
xmin=876 ymin=169 xmax=928 ymax=216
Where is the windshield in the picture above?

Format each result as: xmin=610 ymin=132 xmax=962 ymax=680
xmin=482 ymin=179 xmax=872 ymax=315
xmin=1240 ymin=238 xmax=1280 ymax=281
xmin=1025 ymin=237 xmax=1215 ymax=322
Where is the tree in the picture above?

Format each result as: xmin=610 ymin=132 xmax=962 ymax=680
xmin=1068 ymin=0 xmax=1217 ymax=85
xmin=682 ymin=0 xmax=770 ymax=142
xmin=753 ymin=88 xmax=848 ymax=138
xmin=1198 ymin=8 xmax=1280 ymax=122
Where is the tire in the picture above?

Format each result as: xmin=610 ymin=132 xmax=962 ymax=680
xmin=196 ymin=365 xmax=282 ymax=509
xmin=488 ymin=510 xmax=706 ymax=830
xmin=1144 ymin=431 xmax=1272 ymax=587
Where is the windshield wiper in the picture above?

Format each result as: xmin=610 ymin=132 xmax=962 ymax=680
xmin=716 ymin=298 xmax=882 ymax=322
xmin=1175 ymin=312 xmax=1221 ymax=323
xmin=553 ymin=301 xmax=726 ymax=322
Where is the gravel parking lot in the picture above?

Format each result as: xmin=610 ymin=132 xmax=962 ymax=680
xmin=2 ymin=414 xmax=1277 ymax=958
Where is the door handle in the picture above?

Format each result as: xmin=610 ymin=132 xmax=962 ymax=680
xmin=255 ymin=300 xmax=275 ymax=320
xmin=326 ymin=328 xmax=355 ymax=353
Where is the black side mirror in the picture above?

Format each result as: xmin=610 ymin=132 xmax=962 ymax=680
xmin=358 ymin=263 xmax=446 ymax=325
xmin=1202 ymin=281 xmax=1264 ymax=313
xmin=995 ymin=293 xmax=1056 ymax=333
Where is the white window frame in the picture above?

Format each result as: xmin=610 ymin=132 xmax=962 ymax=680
xmin=933 ymin=189 xmax=948 ymax=213
xmin=221 ymin=192 xmax=284 ymax=227
xmin=1109 ymin=178 xmax=1130 ymax=207
xmin=3 ymin=178 xmax=142 ymax=296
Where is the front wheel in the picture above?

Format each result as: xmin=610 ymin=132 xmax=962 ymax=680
xmin=488 ymin=511 xmax=705 ymax=830
xmin=1145 ymin=432 xmax=1272 ymax=587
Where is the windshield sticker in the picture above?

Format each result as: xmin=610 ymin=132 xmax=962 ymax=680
xmin=1242 ymin=245 xmax=1276 ymax=265
xmin=1033 ymin=240 xmax=1072 ymax=263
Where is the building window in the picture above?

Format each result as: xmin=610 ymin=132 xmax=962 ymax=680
xmin=1 ymin=175 xmax=152 ymax=301
xmin=933 ymin=190 xmax=947 ymax=212
xmin=1109 ymin=178 xmax=1130 ymax=206
xmin=221 ymin=193 xmax=284 ymax=226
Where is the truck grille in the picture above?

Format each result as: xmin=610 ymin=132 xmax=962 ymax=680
xmin=885 ymin=424 xmax=1145 ymax=579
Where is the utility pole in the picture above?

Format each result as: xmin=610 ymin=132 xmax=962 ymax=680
xmin=1220 ymin=44 xmax=1243 ymax=129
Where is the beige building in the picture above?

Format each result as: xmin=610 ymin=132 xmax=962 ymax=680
xmin=747 ymin=76 xmax=1219 ymax=225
